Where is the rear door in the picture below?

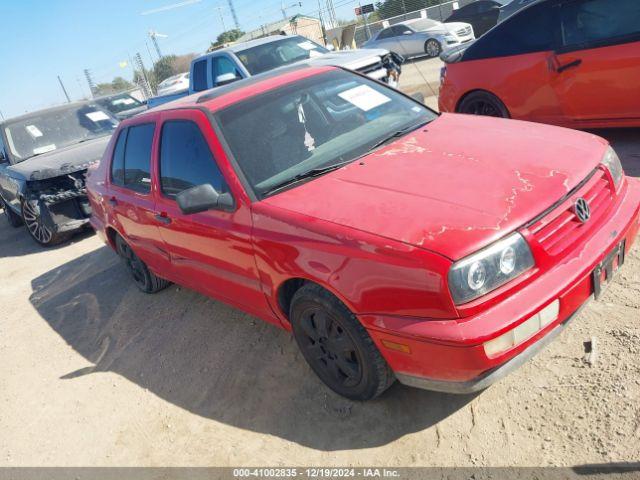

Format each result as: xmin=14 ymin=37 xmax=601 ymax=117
xmin=108 ymin=117 xmax=168 ymax=272
xmin=552 ymin=0 xmax=640 ymax=124
xmin=153 ymin=109 xmax=267 ymax=315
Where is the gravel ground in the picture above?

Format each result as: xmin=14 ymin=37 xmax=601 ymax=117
xmin=0 ymin=77 xmax=638 ymax=468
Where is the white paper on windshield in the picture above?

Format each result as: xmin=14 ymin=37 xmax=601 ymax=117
xmin=25 ymin=125 xmax=43 ymax=138
xmin=33 ymin=144 xmax=56 ymax=155
xmin=113 ymin=98 xmax=135 ymax=105
xmin=86 ymin=111 xmax=110 ymax=122
xmin=308 ymin=49 xmax=323 ymax=58
xmin=338 ymin=85 xmax=391 ymax=111
xmin=297 ymin=41 xmax=316 ymax=50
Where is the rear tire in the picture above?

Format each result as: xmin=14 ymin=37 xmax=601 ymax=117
xmin=457 ymin=91 xmax=510 ymax=118
xmin=425 ymin=39 xmax=442 ymax=58
xmin=290 ymin=283 xmax=395 ymax=401
xmin=2 ymin=198 xmax=23 ymax=228
xmin=115 ymin=235 xmax=171 ymax=293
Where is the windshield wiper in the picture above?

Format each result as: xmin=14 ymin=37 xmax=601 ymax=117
xmin=368 ymin=119 xmax=433 ymax=151
xmin=262 ymin=160 xmax=353 ymax=197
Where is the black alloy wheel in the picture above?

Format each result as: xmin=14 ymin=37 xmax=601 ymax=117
xmin=458 ymin=91 xmax=510 ymax=118
xmin=115 ymin=235 xmax=171 ymax=293
xmin=290 ymin=283 xmax=395 ymax=400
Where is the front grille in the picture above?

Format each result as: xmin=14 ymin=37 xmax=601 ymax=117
xmin=529 ymin=169 xmax=614 ymax=256
xmin=455 ymin=26 xmax=472 ymax=36
xmin=357 ymin=60 xmax=384 ymax=75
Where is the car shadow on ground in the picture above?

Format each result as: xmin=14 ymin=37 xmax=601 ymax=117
xmin=0 ymin=219 xmax=94 ymax=259
xmin=29 ymin=246 xmax=477 ymax=451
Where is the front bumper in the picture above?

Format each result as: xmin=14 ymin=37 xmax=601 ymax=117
xmin=40 ymin=195 xmax=92 ymax=233
xmin=364 ymin=177 xmax=640 ymax=393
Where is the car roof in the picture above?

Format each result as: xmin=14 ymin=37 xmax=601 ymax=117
xmin=198 ymin=34 xmax=305 ymax=58
xmin=141 ymin=64 xmax=334 ymax=117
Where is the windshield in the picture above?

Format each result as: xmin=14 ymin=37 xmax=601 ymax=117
xmin=235 ymin=36 xmax=329 ymax=75
xmin=96 ymin=94 xmax=144 ymax=114
xmin=216 ymin=70 xmax=437 ymax=198
xmin=3 ymin=104 xmax=118 ymax=163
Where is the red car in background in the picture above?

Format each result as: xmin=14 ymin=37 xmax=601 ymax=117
xmin=439 ymin=0 xmax=640 ymax=129
xmin=88 ymin=65 xmax=640 ymax=400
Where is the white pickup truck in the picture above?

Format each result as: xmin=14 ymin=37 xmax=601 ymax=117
xmin=148 ymin=35 xmax=403 ymax=108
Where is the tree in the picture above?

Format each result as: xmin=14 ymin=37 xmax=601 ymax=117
xmin=208 ymin=29 xmax=245 ymax=51
xmin=153 ymin=55 xmax=178 ymax=85
xmin=93 ymin=77 xmax=134 ymax=96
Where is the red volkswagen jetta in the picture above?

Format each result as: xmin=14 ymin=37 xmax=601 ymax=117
xmin=87 ymin=66 xmax=640 ymax=400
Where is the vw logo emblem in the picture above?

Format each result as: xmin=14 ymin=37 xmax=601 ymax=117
xmin=574 ymin=197 xmax=591 ymax=223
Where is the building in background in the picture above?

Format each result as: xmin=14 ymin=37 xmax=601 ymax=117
xmin=237 ymin=14 xmax=324 ymax=45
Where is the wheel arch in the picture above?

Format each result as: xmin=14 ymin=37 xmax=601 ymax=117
xmin=455 ymin=88 xmax=510 ymax=117
xmin=275 ymin=276 xmax=359 ymax=326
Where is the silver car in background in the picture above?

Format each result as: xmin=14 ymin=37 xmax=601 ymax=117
xmin=362 ymin=18 xmax=475 ymax=59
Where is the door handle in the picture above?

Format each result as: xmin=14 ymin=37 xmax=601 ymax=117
xmin=556 ymin=59 xmax=582 ymax=74
xmin=108 ymin=197 xmax=118 ymax=206
xmin=155 ymin=213 xmax=172 ymax=224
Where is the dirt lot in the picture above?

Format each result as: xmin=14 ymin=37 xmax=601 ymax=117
xmin=0 ymin=70 xmax=639 ymax=468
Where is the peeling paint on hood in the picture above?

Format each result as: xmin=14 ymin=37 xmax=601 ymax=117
xmin=263 ymin=114 xmax=609 ymax=260
xmin=7 ymin=135 xmax=112 ymax=181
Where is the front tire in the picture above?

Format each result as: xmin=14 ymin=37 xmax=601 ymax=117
xmin=425 ymin=39 xmax=442 ymax=58
xmin=21 ymin=199 xmax=68 ymax=246
xmin=290 ymin=283 xmax=395 ymax=401
xmin=115 ymin=235 xmax=171 ymax=293
xmin=457 ymin=91 xmax=510 ymax=118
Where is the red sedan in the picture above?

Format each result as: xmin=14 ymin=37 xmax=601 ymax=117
xmin=87 ymin=65 xmax=640 ymax=400
xmin=439 ymin=0 xmax=640 ymax=129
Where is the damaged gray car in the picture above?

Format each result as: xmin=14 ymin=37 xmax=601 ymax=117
xmin=0 ymin=102 xmax=117 ymax=246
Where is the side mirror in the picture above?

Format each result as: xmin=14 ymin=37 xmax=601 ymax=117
xmin=176 ymin=184 xmax=234 ymax=215
xmin=411 ymin=92 xmax=425 ymax=104
xmin=216 ymin=73 xmax=239 ymax=86
xmin=403 ymin=30 xmax=413 ymax=35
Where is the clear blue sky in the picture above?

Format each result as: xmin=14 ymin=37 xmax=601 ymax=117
xmin=0 ymin=0 xmax=357 ymax=119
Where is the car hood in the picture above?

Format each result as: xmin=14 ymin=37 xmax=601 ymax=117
xmin=301 ymin=48 xmax=389 ymax=70
xmin=7 ymin=135 xmax=112 ymax=181
xmin=262 ymin=114 xmax=608 ymax=260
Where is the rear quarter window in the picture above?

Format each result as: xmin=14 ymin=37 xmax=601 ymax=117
xmin=192 ymin=60 xmax=208 ymax=92
xmin=110 ymin=123 xmax=155 ymax=193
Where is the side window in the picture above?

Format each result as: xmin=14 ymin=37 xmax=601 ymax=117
xmin=475 ymin=1 xmax=492 ymax=13
xmin=192 ymin=60 xmax=208 ymax=92
xmin=212 ymin=56 xmax=241 ymax=85
xmin=464 ymin=4 xmax=554 ymax=60
xmin=0 ymin=134 xmax=7 ymax=162
xmin=123 ymin=124 xmax=155 ymax=193
xmin=560 ymin=0 xmax=639 ymax=49
xmin=377 ymin=28 xmax=393 ymax=40
xmin=110 ymin=128 xmax=127 ymax=186
xmin=159 ymin=120 xmax=226 ymax=198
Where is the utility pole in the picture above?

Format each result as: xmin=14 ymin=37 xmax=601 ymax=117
xmin=57 ymin=76 xmax=71 ymax=103
xmin=281 ymin=1 xmax=302 ymax=20
xmin=148 ymin=30 xmax=167 ymax=59
xmin=134 ymin=53 xmax=154 ymax=98
xmin=0 ymin=110 xmax=5 ymax=121
xmin=214 ymin=5 xmax=226 ymax=31
xmin=83 ymin=69 xmax=96 ymax=98
xmin=226 ymin=0 xmax=240 ymax=29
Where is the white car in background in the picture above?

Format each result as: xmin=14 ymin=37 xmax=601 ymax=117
xmin=156 ymin=72 xmax=190 ymax=96
xmin=363 ymin=18 xmax=475 ymax=59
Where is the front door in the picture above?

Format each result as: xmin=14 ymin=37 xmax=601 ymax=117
xmin=552 ymin=0 xmax=640 ymax=123
xmin=153 ymin=110 xmax=268 ymax=316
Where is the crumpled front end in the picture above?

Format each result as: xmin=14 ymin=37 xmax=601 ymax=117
xmin=25 ymin=169 xmax=92 ymax=234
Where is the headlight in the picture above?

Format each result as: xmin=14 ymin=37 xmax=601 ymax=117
xmin=601 ymin=146 xmax=624 ymax=189
xmin=448 ymin=233 xmax=535 ymax=304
